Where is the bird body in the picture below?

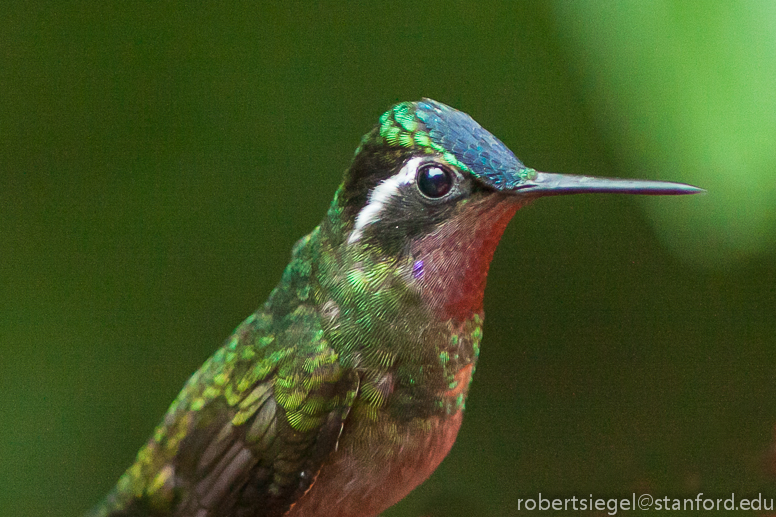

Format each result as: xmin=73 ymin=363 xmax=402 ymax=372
xmin=89 ymin=100 xmax=701 ymax=517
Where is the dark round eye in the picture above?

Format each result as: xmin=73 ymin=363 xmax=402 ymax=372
xmin=416 ymin=163 xmax=454 ymax=198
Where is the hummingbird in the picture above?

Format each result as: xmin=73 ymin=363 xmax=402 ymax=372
xmin=88 ymin=99 xmax=702 ymax=517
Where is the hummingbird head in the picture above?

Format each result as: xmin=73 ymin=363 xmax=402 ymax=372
xmin=323 ymin=99 xmax=702 ymax=321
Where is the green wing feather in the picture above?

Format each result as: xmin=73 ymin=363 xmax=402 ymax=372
xmin=90 ymin=304 xmax=358 ymax=517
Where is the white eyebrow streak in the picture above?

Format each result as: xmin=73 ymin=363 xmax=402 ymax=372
xmin=347 ymin=156 xmax=424 ymax=244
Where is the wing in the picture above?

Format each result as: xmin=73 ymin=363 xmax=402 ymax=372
xmin=91 ymin=306 xmax=358 ymax=517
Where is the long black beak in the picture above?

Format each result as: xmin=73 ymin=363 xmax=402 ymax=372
xmin=510 ymin=171 xmax=705 ymax=197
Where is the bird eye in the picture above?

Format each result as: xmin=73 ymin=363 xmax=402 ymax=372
xmin=416 ymin=163 xmax=454 ymax=199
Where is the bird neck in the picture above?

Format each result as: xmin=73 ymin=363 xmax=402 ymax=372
xmin=261 ymin=189 xmax=519 ymax=424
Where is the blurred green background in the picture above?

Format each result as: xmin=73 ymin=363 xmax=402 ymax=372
xmin=2 ymin=2 xmax=775 ymax=516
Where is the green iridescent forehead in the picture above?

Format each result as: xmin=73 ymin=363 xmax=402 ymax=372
xmin=371 ymin=99 xmax=536 ymax=190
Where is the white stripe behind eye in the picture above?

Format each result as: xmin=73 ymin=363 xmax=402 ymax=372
xmin=347 ymin=157 xmax=425 ymax=244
